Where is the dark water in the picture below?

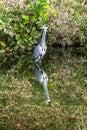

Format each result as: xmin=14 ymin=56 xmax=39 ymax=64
xmin=33 ymin=47 xmax=87 ymax=105
xmin=0 ymin=46 xmax=87 ymax=130
xmin=2 ymin=46 xmax=86 ymax=104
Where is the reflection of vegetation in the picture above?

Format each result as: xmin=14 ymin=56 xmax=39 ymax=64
xmin=0 ymin=48 xmax=87 ymax=130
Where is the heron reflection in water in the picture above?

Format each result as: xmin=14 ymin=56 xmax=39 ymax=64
xmin=35 ymin=63 xmax=51 ymax=103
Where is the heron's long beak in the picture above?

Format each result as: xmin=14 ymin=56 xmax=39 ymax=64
xmin=40 ymin=25 xmax=48 ymax=30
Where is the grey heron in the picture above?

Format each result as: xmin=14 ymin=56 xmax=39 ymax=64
xmin=35 ymin=63 xmax=51 ymax=103
xmin=34 ymin=25 xmax=48 ymax=63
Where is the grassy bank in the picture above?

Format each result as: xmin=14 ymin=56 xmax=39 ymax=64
xmin=0 ymin=0 xmax=87 ymax=66
xmin=1 ymin=0 xmax=87 ymax=45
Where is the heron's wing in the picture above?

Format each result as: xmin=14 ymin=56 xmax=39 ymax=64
xmin=34 ymin=44 xmax=42 ymax=62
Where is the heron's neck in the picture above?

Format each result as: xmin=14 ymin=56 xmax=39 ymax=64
xmin=41 ymin=29 xmax=47 ymax=45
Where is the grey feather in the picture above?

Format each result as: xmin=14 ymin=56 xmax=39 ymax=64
xmin=34 ymin=25 xmax=48 ymax=63
xmin=34 ymin=44 xmax=42 ymax=63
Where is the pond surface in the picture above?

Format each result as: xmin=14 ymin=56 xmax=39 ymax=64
xmin=32 ymin=46 xmax=87 ymax=106
xmin=0 ymin=46 xmax=87 ymax=130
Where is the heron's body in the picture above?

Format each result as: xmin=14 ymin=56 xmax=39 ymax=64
xmin=34 ymin=44 xmax=47 ymax=63
xmin=34 ymin=25 xmax=47 ymax=63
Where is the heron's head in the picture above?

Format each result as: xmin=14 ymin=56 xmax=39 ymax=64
xmin=42 ymin=25 xmax=48 ymax=30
